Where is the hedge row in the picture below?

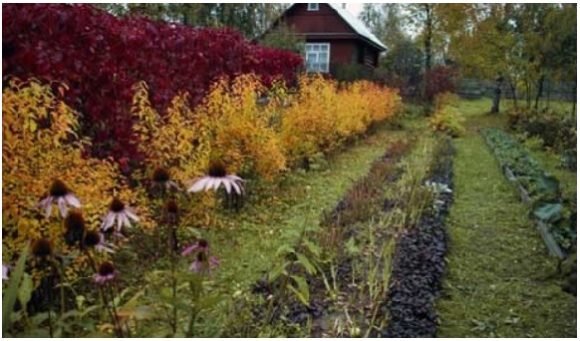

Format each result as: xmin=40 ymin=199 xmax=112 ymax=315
xmin=2 ymin=4 xmax=303 ymax=160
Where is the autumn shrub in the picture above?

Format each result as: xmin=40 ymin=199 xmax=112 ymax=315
xmin=281 ymin=75 xmax=402 ymax=165
xmin=2 ymin=79 xmax=152 ymax=280
xmin=2 ymin=4 xmax=303 ymax=161
xmin=281 ymin=75 xmax=340 ymax=164
xmin=507 ymin=107 xmax=576 ymax=170
xmin=425 ymin=65 xmax=457 ymax=101
xmin=429 ymin=92 xmax=465 ymax=137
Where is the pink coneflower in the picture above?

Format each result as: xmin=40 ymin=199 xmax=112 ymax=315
xmin=187 ymin=161 xmax=244 ymax=195
xmin=37 ymin=180 xmax=81 ymax=218
xmin=64 ymin=211 xmax=86 ymax=246
xmin=2 ymin=264 xmax=8 ymax=280
xmin=189 ymin=252 xmax=220 ymax=273
xmin=153 ymin=167 xmax=180 ymax=191
xmin=101 ymin=198 xmax=139 ymax=232
xmin=31 ymin=238 xmax=53 ymax=259
xmin=181 ymin=239 xmax=209 ymax=256
xmin=94 ymin=261 xmax=117 ymax=284
xmin=84 ymin=230 xmax=115 ymax=253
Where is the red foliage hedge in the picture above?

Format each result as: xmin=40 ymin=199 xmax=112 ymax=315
xmin=2 ymin=4 xmax=303 ymax=160
xmin=425 ymin=65 xmax=457 ymax=101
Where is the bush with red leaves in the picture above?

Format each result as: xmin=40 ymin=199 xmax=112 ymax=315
xmin=425 ymin=65 xmax=457 ymax=102
xmin=2 ymin=4 xmax=303 ymax=160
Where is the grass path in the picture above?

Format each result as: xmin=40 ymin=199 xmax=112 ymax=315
xmin=436 ymin=100 xmax=576 ymax=337
xmin=195 ymin=123 xmax=411 ymax=335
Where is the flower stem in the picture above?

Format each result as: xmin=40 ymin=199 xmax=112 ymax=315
xmin=106 ymin=285 xmax=124 ymax=337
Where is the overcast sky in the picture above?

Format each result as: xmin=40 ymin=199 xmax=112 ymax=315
xmin=331 ymin=3 xmax=364 ymax=17
xmin=345 ymin=3 xmax=364 ymax=17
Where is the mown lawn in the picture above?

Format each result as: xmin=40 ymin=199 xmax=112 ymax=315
xmin=436 ymin=99 xmax=576 ymax=337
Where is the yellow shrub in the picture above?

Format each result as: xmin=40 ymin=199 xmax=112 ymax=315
xmin=281 ymin=75 xmax=340 ymax=162
xmin=281 ymin=75 xmax=401 ymax=164
xmin=2 ymin=79 xmax=150 ymax=271
xmin=196 ymin=74 xmax=287 ymax=180
xmin=131 ymin=81 xmax=211 ymax=183
xmin=429 ymin=92 xmax=465 ymax=137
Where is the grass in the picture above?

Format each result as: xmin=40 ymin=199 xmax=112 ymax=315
xmin=191 ymin=123 xmax=412 ymax=336
xmin=436 ymin=99 xmax=576 ymax=337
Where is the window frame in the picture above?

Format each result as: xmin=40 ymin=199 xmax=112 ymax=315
xmin=304 ymin=42 xmax=330 ymax=73
xmin=307 ymin=3 xmax=319 ymax=11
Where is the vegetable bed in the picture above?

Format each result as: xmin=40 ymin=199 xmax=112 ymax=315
xmin=481 ymin=128 xmax=575 ymax=258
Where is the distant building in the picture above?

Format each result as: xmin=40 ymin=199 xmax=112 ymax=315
xmin=267 ymin=3 xmax=386 ymax=73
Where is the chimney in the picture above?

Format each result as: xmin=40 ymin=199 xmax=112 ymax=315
xmin=342 ymin=3 xmax=346 ymax=9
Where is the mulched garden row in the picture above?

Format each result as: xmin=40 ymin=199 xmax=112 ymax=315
xmin=380 ymin=139 xmax=455 ymax=338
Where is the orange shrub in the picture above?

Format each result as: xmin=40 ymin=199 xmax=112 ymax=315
xmin=281 ymin=75 xmax=401 ymax=165
xmin=2 ymin=79 xmax=151 ymax=278
xmin=196 ymin=74 xmax=287 ymax=180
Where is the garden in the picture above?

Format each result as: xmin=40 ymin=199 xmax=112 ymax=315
xmin=2 ymin=3 xmax=577 ymax=338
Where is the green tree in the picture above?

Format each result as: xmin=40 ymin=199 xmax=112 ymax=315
xmin=259 ymin=22 xmax=304 ymax=54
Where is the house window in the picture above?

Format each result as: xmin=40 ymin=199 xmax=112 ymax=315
xmin=305 ymin=43 xmax=330 ymax=73
xmin=307 ymin=3 xmax=319 ymax=11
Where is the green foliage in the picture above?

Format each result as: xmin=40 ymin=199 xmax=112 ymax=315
xmin=259 ymin=22 xmax=305 ymax=54
xmin=429 ymin=93 xmax=465 ymax=137
xmin=3 ymin=245 xmax=29 ymax=336
xmin=482 ymin=128 xmax=575 ymax=252
xmin=508 ymin=107 xmax=576 ymax=170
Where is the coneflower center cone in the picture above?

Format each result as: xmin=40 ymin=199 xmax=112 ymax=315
xmin=165 ymin=200 xmax=179 ymax=214
xmin=49 ymin=179 xmax=69 ymax=197
xmin=84 ymin=230 xmax=101 ymax=247
xmin=153 ymin=168 xmax=170 ymax=183
xmin=98 ymin=262 xmax=115 ymax=276
xmin=65 ymin=211 xmax=86 ymax=231
xmin=208 ymin=161 xmax=227 ymax=178
xmin=198 ymin=239 xmax=209 ymax=249
xmin=109 ymin=198 xmax=125 ymax=213
xmin=32 ymin=238 xmax=53 ymax=258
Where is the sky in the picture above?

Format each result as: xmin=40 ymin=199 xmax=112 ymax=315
xmin=332 ymin=3 xmax=364 ymax=18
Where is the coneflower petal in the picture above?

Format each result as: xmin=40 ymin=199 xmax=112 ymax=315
xmin=227 ymin=175 xmax=244 ymax=182
xmin=189 ymin=261 xmax=202 ymax=273
xmin=204 ymin=178 xmax=217 ymax=192
xmin=230 ymin=181 xmax=242 ymax=195
xmin=57 ymin=197 xmax=68 ymax=217
xmin=125 ymin=208 xmax=139 ymax=222
xmin=65 ymin=194 xmax=81 ymax=208
xmin=121 ymin=212 xmax=132 ymax=228
xmin=201 ymin=178 xmax=212 ymax=192
xmin=188 ymin=177 xmax=209 ymax=193
xmin=167 ymin=180 xmax=180 ymax=191
xmin=96 ymin=243 xmax=115 ymax=254
xmin=40 ymin=197 xmax=53 ymax=217
xmin=101 ymin=212 xmax=115 ymax=231
xmin=116 ymin=213 xmax=123 ymax=232
xmin=223 ymin=179 xmax=232 ymax=194
xmin=181 ymin=244 xmax=197 ymax=256
xmin=212 ymin=178 xmax=222 ymax=191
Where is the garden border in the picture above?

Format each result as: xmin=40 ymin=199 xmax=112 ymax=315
xmin=482 ymin=133 xmax=566 ymax=259
xmin=380 ymin=138 xmax=454 ymax=338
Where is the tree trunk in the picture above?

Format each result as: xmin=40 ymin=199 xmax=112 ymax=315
xmin=508 ymin=78 xmax=518 ymax=108
xmin=525 ymin=81 xmax=531 ymax=107
xmin=546 ymin=79 xmax=551 ymax=109
xmin=422 ymin=4 xmax=432 ymax=101
xmin=573 ymin=81 xmax=577 ymax=115
xmin=534 ymin=74 xmax=545 ymax=109
xmin=491 ymin=76 xmax=503 ymax=113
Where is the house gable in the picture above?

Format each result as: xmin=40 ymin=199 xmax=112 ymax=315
xmin=282 ymin=3 xmax=354 ymax=36
xmin=272 ymin=3 xmax=386 ymax=52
